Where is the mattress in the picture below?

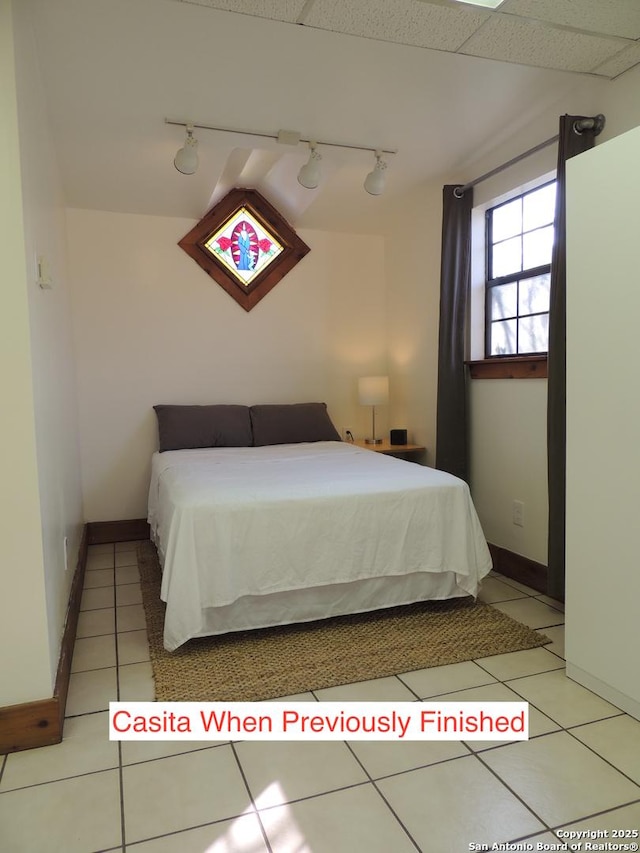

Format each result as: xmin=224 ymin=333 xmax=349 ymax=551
xmin=148 ymin=441 xmax=492 ymax=650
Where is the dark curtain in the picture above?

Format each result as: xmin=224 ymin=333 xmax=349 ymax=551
xmin=435 ymin=185 xmax=473 ymax=482
xmin=547 ymin=115 xmax=600 ymax=600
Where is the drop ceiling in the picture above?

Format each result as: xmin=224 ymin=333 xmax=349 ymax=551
xmin=178 ymin=0 xmax=640 ymax=78
xmin=22 ymin=0 xmax=640 ymax=233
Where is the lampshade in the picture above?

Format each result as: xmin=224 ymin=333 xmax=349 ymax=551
xmin=364 ymin=151 xmax=387 ymax=196
xmin=297 ymin=143 xmax=322 ymax=189
xmin=174 ymin=125 xmax=199 ymax=175
xmin=358 ymin=376 xmax=389 ymax=406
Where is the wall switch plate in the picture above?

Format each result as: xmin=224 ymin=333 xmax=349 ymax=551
xmin=512 ymin=500 xmax=524 ymax=527
xmin=36 ymin=254 xmax=53 ymax=289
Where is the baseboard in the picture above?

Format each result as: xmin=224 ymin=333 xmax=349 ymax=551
xmin=54 ymin=524 xmax=89 ymax=722
xmin=0 ymin=525 xmax=88 ymax=753
xmin=488 ymin=542 xmax=547 ymax=595
xmin=87 ymin=518 xmax=150 ymax=545
xmin=567 ymin=663 xmax=640 ymax=723
xmin=0 ymin=696 xmax=62 ymax=753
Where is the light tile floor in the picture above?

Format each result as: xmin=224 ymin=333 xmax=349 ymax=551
xmin=1 ymin=543 xmax=639 ymax=852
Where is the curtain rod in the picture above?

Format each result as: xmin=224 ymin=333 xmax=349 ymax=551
xmin=453 ymin=114 xmax=605 ymax=198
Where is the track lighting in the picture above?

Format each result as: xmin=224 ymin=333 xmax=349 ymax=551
xmin=166 ymin=119 xmax=396 ymax=192
xmin=364 ymin=151 xmax=387 ymax=196
xmin=174 ymin=124 xmax=199 ymax=175
xmin=297 ymin=142 xmax=322 ymax=189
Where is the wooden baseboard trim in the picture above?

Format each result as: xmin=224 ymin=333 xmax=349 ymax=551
xmin=488 ymin=542 xmax=548 ymax=595
xmin=87 ymin=518 xmax=150 ymax=545
xmin=54 ymin=524 xmax=89 ymax=722
xmin=0 ymin=697 xmax=61 ymax=753
xmin=0 ymin=526 xmax=89 ymax=753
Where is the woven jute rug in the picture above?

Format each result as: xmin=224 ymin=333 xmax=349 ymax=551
xmin=137 ymin=541 xmax=549 ymax=702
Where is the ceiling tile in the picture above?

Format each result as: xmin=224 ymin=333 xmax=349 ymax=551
xmin=591 ymin=42 xmax=640 ymax=80
xmin=175 ymin=0 xmax=307 ymax=23
xmin=499 ymin=0 xmax=640 ymax=40
xmin=460 ymin=15 xmax=627 ymax=73
xmin=304 ymin=0 xmax=490 ymax=52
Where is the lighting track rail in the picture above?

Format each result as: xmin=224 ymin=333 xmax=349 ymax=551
xmin=166 ymin=118 xmax=397 ymax=194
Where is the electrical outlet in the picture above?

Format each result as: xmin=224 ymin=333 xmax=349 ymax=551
xmin=512 ymin=500 xmax=524 ymax=527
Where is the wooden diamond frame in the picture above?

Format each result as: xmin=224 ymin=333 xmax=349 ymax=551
xmin=178 ymin=188 xmax=310 ymax=312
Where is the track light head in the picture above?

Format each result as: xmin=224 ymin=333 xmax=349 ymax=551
xmin=174 ymin=124 xmax=199 ymax=175
xmin=364 ymin=150 xmax=387 ymax=196
xmin=297 ymin=142 xmax=322 ymax=189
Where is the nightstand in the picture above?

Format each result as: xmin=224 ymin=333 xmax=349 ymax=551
xmin=352 ymin=439 xmax=426 ymax=461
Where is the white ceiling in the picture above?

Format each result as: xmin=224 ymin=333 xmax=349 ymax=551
xmin=24 ymin=0 xmax=639 ymax=232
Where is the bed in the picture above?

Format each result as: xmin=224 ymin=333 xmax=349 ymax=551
xmin=148 ymin=403 xmax=492 ymax=651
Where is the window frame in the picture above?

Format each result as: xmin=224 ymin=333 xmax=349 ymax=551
xmin=484 ymin=179 xmax=556 ymax=359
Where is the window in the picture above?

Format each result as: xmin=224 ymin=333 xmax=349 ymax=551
xmin=486 ymin=181 xmax=556 ymax=357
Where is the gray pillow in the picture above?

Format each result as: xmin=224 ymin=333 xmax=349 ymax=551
xmin=154 ymin=404 xmax=252 ymax=452
xmin=250 ymin=403 xmax=340 ymax=446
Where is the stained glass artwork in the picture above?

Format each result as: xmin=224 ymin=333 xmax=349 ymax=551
xmin=178 ymin=189 xmax=310 ymax=311
xmin=203 ymin=207 xmax=284 ymax=287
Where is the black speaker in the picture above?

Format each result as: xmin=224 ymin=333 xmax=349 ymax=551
xmin=390 ymin=429 xmax=407 ymax=446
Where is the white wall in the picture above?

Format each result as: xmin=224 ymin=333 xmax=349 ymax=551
xmin=469 ymin=379 xmax=549 ymax=564
xmin=0 ymin=0 xmax=84 ymax=707
xmin=565 ymin=124 xmax=640 ymax=719
xmin=67 ymin=209 xmax=388 ymax=521
xmin=470 ymin=67 xmax=640 ymax=564
xmin=467 ymin=170 xmax=556 ymax=564
xmin=12 ymin=0 xmax=85 ymax=685
xmin=385 ymin=181 xmax=444 ymax=459
xmin=383 ymin=164 xmax=552 ymax=564
xmin=0 ymin=0 xmax=53 ymax=705
xmin=384 ymin=66 xmax=640 ymax=569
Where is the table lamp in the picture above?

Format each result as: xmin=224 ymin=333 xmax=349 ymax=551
xmin=358 ymin=376 xmax=389 ymax=445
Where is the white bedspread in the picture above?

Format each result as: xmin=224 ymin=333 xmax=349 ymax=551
xmin=148 ymin=441 xmax=492 ymax=650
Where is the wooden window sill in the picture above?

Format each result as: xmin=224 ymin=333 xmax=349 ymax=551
xmin=467 ymin=355 xmax=548 ymax=379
